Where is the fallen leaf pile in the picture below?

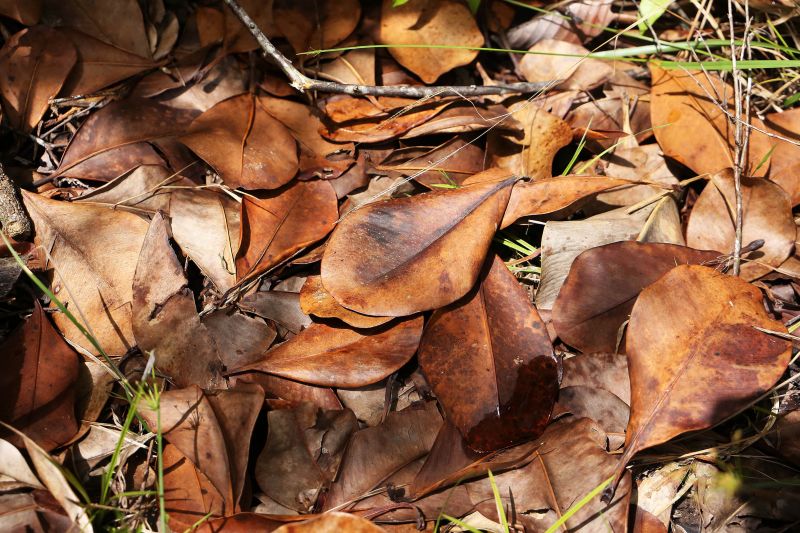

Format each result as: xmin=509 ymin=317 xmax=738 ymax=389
xmin=1 ymin=0 xmax=800 ymax=532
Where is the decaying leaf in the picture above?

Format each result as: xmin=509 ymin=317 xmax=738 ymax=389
xmin=520 ymin=39 xmax=613 ymax=90
xmin=686 ymin=170 xmax=796 ymax=280
xmin=0 ymin=26 xmax=77 ymax=131
xmin=299 ymin=276 xmax=392 ymax=329
xmin=23 ymin=191 xmax=148 ymax=355
xmin=379 ymin=0 xmax=483 ymax=84
xmin=0 ymin=301 xmax=79 ymax=451
xmin=231 ymin=316 xmax=423 ymax=388
xmin=236 ymin=180 xmax=338 ymax=283
xmin=650 ymin=65 xmax=774 ymax=177
xmin=273 ymin=512 xmax=386 ymax=532
xmin=610 ymin=265 xmax=792 ymax=493
xmin=419 ymin=255 xmax=558 ymax=452
xmin=131 ymin=213 xmax=224 ymax=388
xmin=321 ymin=178 xmax=515 ymax=316
xmin=552 ymin=241 xmax=720 ymax=353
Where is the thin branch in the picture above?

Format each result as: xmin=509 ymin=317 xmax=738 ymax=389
xmin=222 ymin=0 xmax=555 ymax=98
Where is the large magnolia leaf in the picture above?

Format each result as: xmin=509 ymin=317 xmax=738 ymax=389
xmin=419 ymin=255 xmax=558 ymax=452
xmin=650 ymin=65 xmax=774 ymax=177
xmin=236 ymin=180 xmax=338 ymax=283
xmin=23 ymin=191 xmax=148 ymax=355
xmin=686 ymin=170 xmax=796 ymax=280
xmin=0 ymin=301 xmax=79 ymax=451
xmin=299 ymin=275 xmax=392 ymax=329
xmin=552 ymin=241 xmax=720 ymax=353
xmin=0 ymin=26 xmax=76 ymax=132
xmin=321 ymin=178 xmax=515 ymax=316
xmin=231 ymin=316 xmax=423 ymax=387
xmin=179 ymin=93 xmax=299 ymax=189
xmin=609 ymin=265 xmax=792 ymax=494
xmin=379 ymin=0 xmax=483 ymax=84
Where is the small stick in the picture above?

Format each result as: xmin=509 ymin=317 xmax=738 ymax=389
xmin=222 ymin=0 xmax=555 ymax=98
xmin=0 ymin=163 xmax=32 ymax=240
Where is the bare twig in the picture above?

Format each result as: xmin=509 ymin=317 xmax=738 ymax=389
xmin=222 ymin=0 xmax=555 ymax=98
xmin=728 ymin=0 xmax=753 ymax=277
xmin=0 ymin=163 xmax=32 ymax=240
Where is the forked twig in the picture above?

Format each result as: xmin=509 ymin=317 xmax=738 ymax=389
xmin=222 ymin=0 xmax=556 ymax=98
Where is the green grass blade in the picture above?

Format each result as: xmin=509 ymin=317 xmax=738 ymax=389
xmin=543 ymin=475 xmax=614 ymax=533
xmin=488 ymin=469 xmax=509 ymax=532
xmin=439 ymin=515 xmax=484 ymax=533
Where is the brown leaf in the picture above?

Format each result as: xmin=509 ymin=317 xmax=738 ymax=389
xmin=170 ymin=189 xmax=239 ymax=292
xmin=321 ymin=100 xmax=452 ymax=144
xmin=131 ymin=213 xmax=224 ymax=388
xmin=686 ymin=170 xmax=796 ymax=280
xmin=379 ymin=0 xmax=483 ymax=84
xmin=419 ymin=254 xmax=558 ymax=452
xmin=201 ymin=309 xmax=276 ymax=370
xmin=0 ymin=0 xmax=41 ymax=24
xmin=23 ymin=191 xmax=148 ymax=355
xmin=400 ymin=103 xmax=520 ymax=139
xmin=236 ymin=180 xmax=338 ymax=283
xmin=520 ymin=39 xmax=613 ymax=90
xmin=765 ymin=108 xmax=800 ymax=206
xmin=467 ymin=418 xmax=631 ymax=532
xmin=507 ymin=0 xmax=613 ymax=49
xmin=139 ymin=383 xmax=264 ymax=511
xmin=160 ymin=443 xmax=227 ymax=530
xmin=612 ymin=265 xmax=792 ymax=491
xmin=56 ymin=99 xmax=192 ymax=178
xmin=486 ymin=103 xmax=572 ymax=181
xmin=42 ymin=0 xmax=151 ymax=58
xmin=274 ymin=0 xmax=361 ymax=54
xmin=554 ymin=386 xmax=629 ymax=436
xmin=256 ymin=403 xmax=357 ymax=512
xmin=562 ymin=352 xmax=631 ymax=406
xmin=323 ymin=402 xmax=442 ymax=510
xmin=179 ymin=94 xmax=298 ymax=189
xmin=552 ymin=241 xmax=720 ymax=353
xmin=60 ymin=28 xmax=157 ymax=96
xmin=0 ymin=26 xmax=76 ymax=131
xmin=232 ymin=316 xmax=423 ymax=388
xmin=274 ymin=512 xmax=386 ymax=533
xmin=376 ymin=136 xmax=485 ymax=188
xmin=650 ymin=65 xmax=774 ymax=177
xmin=239 ymin=290 xmax=312 ymax=335
xmin=236 ymin=373 xmax=341 ymax=411
xmin=300 ymin=275 xmax=392 ymax=329
xmin=321 ymin=178 xmax=515 ymax=316
xmin=0 ymin=301 xmax=79 ymax=451
xmin=76 ymin=165 xmax=191 ymax=214
xmin=221 ymin=0 xmax=278 ymax=54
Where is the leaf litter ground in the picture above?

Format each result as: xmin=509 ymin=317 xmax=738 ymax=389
xmin=1 ymin=0 xmax=800 ymax=531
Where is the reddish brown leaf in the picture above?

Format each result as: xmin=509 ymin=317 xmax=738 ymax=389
xmin=321 ymin=100 xmax=451 ymax=144
xmin=650 ymin=65 xmax=774 ymax=177
xmin=520 ymin=39 xmax=613 ymax=90
xmin=0 ymin=0 xmax=41 ymax=24
xmin=160 ymin=443 xmax=227 ymax=530
xmin=376 ymin=136 xmax=485 ymax=188
xmin=299 ymin=276 xmax=392 ymax=329
xmin=256 ymin=403 xmax=357 ymax=512
xmin=552 ymin=241 xmax=720 ymax=353
xmin=235 ymin=180 xmax=338 ymax=283
xmin=686 ymin=170 xmax=796 ymax=280
xmin=419 ymin=254 xmax=558 ymax=452
xmin=765 ymin=108 xmax=800 ymax=206
xmin=235 ymin=373 xmax=342 ymax=411
xmin=131 ymin=213 xmax=224 ymax=388
xmin=0 ymin=26 xmax=76 ymax=131
xmin=561 ymin=352 xmax=631 ymax=405
xmin=0 ymin=301 xmax=79 ymax=451
xmin=231 ymin=316 xmax=423 ymax=388
xmin=55 ymin=99 xmax=192 ymax=178
xmin=321 ymin=178 xmax=515 ymax=316
xmin=274 ymin=0 xmax=361 ymax=54
xmin=323 ymin=402 xmax=442 ymax=511
xmin=610 ymin=265 xmax=792 ymax=493
xmin=180 ymin=94 xmax=299 ymax=189
xmin=379 ymin=0 xmax=483 ymax=84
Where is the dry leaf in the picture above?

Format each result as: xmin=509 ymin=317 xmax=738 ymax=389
xmin=686 ymin=170 xmax=795 ymax=280
xmin=0 ymin=26 xmax=76 ymax=131
xmin=520 ymin=39 xmax=613 ymax=90
xmin=23 ymin=192 xmax=148 ymax=355
xmin=419 ymin=255 xmax=558 ymax=452
xmin=610 ymin=265 xmax=792 ymax=493
xmin=180 ymin=93 xmax=299 ymax=189
xmin=321 ymin=178 xmax=515 ymax=316
xmin=552 ymin=241 xmax=720 ymax=353
xmin=379 ymin=0 xmax=483 ymax=84
xmin=231 ymin=316 xmax=423 ymax=388
xmin=300 ymin=276 xmax=392 ymax=328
